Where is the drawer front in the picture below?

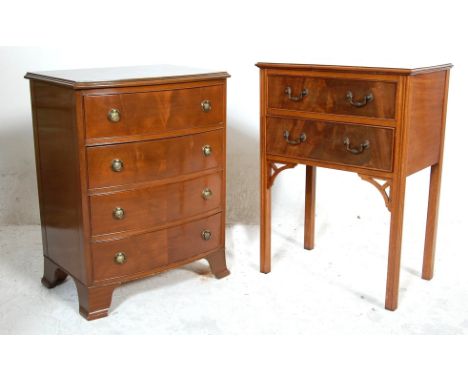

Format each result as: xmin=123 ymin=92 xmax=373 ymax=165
xmin=90 ymin=172 xmax=222 ymax=236
xmin=268 ymin=75 xmax=397 ymax=120
xmin=84 ymin=85 xmax=224 ymax=140
xmin=267 ymin=117 xmax=394 ymax=171
xmin=92 ymin=213 xmax=222 ymax=282
xmin=87 ymin=130 xmax=223 ymax=189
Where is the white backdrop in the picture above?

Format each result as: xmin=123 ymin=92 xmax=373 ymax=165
xmin=0 ymin=0 xmax=467 ymax=230
xmin=1 ymin=0 xmax=468 ymax=378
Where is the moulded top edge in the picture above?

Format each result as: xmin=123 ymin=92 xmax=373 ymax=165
xmin=24 ymin=64 xmax=230 ymax=89
xmin=255 ymin=62 xmax=453 ymax=76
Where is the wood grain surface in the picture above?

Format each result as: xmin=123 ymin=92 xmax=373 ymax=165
xmin=268 ymin=75 xmax=397 ymax=119
xmin=266 ymin=117 xmax=394 ymax=172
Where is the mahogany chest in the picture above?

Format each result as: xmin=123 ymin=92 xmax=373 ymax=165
xmin=25 ymin=65 xmax=230 ymax=320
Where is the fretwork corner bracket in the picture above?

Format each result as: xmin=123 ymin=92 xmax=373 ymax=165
xmin=268 ymin=162 xmax=297 ymax=188
xmin=358 ymin=174 xmax=392 ymax=211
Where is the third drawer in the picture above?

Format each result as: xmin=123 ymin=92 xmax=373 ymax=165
xmin=90 ymin=171 xmax=222 ymax=236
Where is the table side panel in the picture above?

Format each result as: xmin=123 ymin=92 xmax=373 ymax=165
xmin=405 ymin=71 xmax=448 ymax=175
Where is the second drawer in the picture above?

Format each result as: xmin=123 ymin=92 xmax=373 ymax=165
xmin=87 ymin=129 xmax=223 ymax=189
xmin=90 ymin=172 xmax=222 ymax=236
xmin=266 ymin=117 xmax=394 ymax=172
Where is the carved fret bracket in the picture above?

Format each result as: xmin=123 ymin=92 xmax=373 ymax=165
xmin=358 ymin=175 xmax=392 ymax=212
xmin=268 ymin=162 xmax=297 ymax=188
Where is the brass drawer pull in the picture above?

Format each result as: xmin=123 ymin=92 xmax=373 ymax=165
xmin=201 ymin=188 xmax=213 ymax=200
xmin=201 ymin=100 xmax=212 ymax=112
xmin=113 ymin=207 xmax=125 ymax=220
xmin=283 ymin=130 xmax=306 ymax=145
xmin=107 ymin=108 xmax=121 ymax=122
xmin=114 ymin=252 xmax=127 ymax=265
xmin=346 ymin=91 xmax=374 ymax=107
xmin=201 ymin=229 xmax=212 ymax=241
xmin=111 ymin=159 xmax=124 ymax=172
xmin=202 ymin=144 xmax=212 ymax=156
xmin=284 ymin=86 xmax=309 ymax=101
xmin=343 ymin=137 xmax=370 ymax=154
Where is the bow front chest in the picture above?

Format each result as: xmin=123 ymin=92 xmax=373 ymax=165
xmin=26 ymin=65 xmax=230 ymax=320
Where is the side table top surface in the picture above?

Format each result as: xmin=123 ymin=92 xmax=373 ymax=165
xmin=256 ymin=62 xmax=453 ymax=75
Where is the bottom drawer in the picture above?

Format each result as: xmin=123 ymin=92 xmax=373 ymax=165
xmin=266 ymin=117 xmax=394 ymax=172
xmin=91 ymin=213 xmax=222 ymax=282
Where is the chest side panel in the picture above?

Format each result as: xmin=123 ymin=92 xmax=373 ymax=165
xmin=31 ymin=81 xmax=86 ymax=281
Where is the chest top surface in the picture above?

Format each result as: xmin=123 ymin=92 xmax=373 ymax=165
xmin=25 ymin=64 xmax=230 ymax=89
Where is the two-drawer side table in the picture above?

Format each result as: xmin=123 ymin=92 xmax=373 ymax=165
xmin=257 ymin=63 xmax=451 ymax=310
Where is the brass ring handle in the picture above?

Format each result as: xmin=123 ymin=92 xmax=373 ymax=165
xmin=201 ymin=100 xmax=212 ymax=112
xmin=111 ymin=159 xmax=124 ymax=172
xmin=345 ymin=91 xmax=374 ymax=107
xmin=202 ymin=144 xmax=212 ymax=156
xmin=343 ymin=137 xmax=370 ymax=154
xmin=201 ymin=188 xmax=213 ymax=200
xmin=114 ymin=252 xmax=127 ymax=265
xmin=108 ymin=108 xmax=121 ymax=122
xmin=201 ymin=229 xmax=212 ymax=241
xmin=283 ymin=130 xmax=306 ymax=145
xmin=284 ymin=86 xmax=309 ymax=101
xmin=113 ymin=207 xmax=125 ymax=220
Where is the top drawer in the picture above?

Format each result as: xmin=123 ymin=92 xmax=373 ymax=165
xmin=84 ymin=85 xmax=224 ymax=141
xmin=267 ymin=75 xmax=397 ymax=120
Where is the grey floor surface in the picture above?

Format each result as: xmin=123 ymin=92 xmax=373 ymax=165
xmin=0 ymin=217 xmax=466 ymax=334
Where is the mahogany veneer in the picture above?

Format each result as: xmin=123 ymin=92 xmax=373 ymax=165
xmin=257 ymin=62 xmax=452 ymax=310
xmin=268 ymin=75 xmax=397 ymax=120
xmin=86 ymin=130 xmax=223 ymax=189
xmin=26 ymin=65 xmax=230 ymax=320
xmin=84 ymin=85 xmax=224 ymax=140
xmin=266 ymin=118 xmax=394 ymax=172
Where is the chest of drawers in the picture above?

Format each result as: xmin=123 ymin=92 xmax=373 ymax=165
xmin=257 ymin=63 xmax=452 ymax=310
xmin=25 ymin=65 xmax=230 ymax=320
